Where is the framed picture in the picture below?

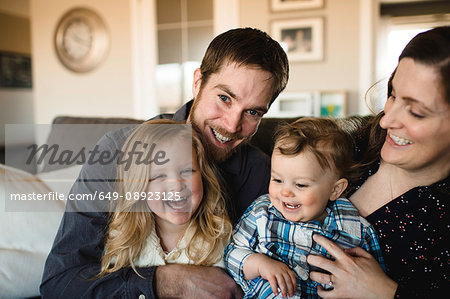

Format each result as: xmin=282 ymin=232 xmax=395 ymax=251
xmin=319 ymin=91 xmax=347 ymax=117
xmin=272 ymin=18 xmax=323 ymax=62
xmin=265 ymin=92 xmax=315 ymax=117
xmin=0 ymin=51 xmax=32 ymax=88
xmin=271 ymin=0 xmax=323 ymax=11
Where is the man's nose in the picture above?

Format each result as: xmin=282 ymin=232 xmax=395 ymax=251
xmin=223 ymin=109 xmax=242 ymax=133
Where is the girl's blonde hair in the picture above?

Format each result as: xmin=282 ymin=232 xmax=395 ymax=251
xmin=98 ymin=119 xmax=232 ymax=277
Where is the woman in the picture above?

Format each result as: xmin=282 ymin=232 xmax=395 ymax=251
xmin=308 ymin=26 xmax=449 ymax=298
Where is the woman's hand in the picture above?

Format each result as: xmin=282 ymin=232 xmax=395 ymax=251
xmin=307 ymin=234 xmax=397 ymax=299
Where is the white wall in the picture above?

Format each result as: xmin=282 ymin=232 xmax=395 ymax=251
xmin=30 ymin=0 xmax=158 ymax=124
xmin=25 ymin=0 xmax=380 ymax=125
xmin=240 ymin=0 xmax=374 ymax=116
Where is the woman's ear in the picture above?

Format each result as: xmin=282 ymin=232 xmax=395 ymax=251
xmin=329 ymin=178 xmax=348 ymax=201
xmin=192 ymin=68 xmax=202 ymax=98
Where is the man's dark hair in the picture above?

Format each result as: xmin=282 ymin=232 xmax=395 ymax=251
xmin=199 ymin=27 xmax=289 ymax=106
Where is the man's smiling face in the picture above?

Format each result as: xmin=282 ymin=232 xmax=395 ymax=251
xmin=188 ymin=62 xmax=274 ymax=162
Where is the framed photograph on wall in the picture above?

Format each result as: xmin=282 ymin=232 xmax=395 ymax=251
xmin=319 ymin=90 xmax=347 ymax=117
xmin=271 ymin=0 xmax=323 ymax=11
xmin=272 ymin=18 xmax=323 ymax=62
xmin=265 ymin=92 xmax=315 ymax=117
xmin=0 ymin=51 xmax=32 ymax=88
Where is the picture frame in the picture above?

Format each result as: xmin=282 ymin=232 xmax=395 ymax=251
xmin=271 ymin=0 xmax=323 ymax=11
xmin=272 ymin=18 xmax=323 ymax=62
xmin=0 ymin=51 xmax=32 ymax=88
xmin=319 ymin=90 xmax=347 ymax=117
xmin=265 ymin=92 xmax=315 ymax=117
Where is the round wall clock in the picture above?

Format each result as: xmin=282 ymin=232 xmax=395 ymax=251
xmin=54 ymin=7 xmax=110 ymax=73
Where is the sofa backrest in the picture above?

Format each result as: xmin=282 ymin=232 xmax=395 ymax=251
xmin=48 ymin=115 xmax=371 ymax=168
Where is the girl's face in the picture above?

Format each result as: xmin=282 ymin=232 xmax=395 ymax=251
xmin=147 ymin=140 xmax=203 ymax=230
xmin=380 ymin=58 xmax=450 ymax=173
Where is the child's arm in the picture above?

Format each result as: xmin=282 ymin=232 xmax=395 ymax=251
xmin=225 ymin=198 xmax=269 ymax=295
xmin=243 ymin=253 xmax=297 ymax=298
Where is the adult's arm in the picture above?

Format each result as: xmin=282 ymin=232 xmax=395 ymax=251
xmin=155 ymin=264 xmax=243 ymax=298
xmin=40 ymin=210 xmax=157 ymax=298
xmin=307 ymin=235 xmax=397 ymax=299
xmin=40 ymin=129 xmax=159 ymax=298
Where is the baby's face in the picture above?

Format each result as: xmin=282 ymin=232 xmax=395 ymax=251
xmin=269 ymin=149 xmax=340 ymax=223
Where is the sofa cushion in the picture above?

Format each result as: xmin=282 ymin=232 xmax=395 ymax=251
xmin=39 ymin=117 xmax=144 ymax=173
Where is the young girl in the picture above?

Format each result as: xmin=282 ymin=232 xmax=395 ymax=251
xmin=98 ymin=119 xmax=232 ymax=277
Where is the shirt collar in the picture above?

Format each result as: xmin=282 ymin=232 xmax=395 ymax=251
xmin=267 ymin=198 xmax=362 ymax=238
xmin=323 ymin=199 xmax=362 ymax=238
xmin=173 ymin=99 xmax=193 ymax=122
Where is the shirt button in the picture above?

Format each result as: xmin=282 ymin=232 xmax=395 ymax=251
xmin=138 ymin=295 xmax=145 ymax=299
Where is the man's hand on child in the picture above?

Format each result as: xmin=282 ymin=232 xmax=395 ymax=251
xmin=155 ymin=264 xmax=243 ymax=298
xmin=244 ymin=254 xmax=296 ymax=297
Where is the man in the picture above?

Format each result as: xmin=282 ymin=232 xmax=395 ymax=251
xmin=41 ymin=27 xmax=289 ymax=298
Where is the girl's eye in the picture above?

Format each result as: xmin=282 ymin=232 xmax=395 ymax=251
xmin=150 ymin=174 xmax=165 ymax=181
xmin=181 ymin=168 xmax=195 ymax=175
xmin=219 ymin=95 xmax=230 ymax=103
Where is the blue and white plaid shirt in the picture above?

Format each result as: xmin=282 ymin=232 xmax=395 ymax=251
xmin=225 ymin=195 xmax=385 ymax=299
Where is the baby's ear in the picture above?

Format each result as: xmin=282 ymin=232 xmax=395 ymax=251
xmin=329 ymin=178 xmax=348 ymax=201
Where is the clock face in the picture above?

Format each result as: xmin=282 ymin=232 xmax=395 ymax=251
xmin=55 ymin=8 xmax=109 ymax=73
xmin=63 ymin=19 xmax=93 ymax=60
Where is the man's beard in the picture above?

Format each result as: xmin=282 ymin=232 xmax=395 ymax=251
xmin=189 ymin=101 xmax=246 ymax=163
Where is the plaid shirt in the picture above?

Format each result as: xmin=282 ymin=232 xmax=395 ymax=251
xmin=225 ymin=195 xmax=385 ymax=299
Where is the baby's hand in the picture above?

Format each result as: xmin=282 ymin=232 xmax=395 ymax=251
xmin=258 ymin=256 xmax=297 ymax=297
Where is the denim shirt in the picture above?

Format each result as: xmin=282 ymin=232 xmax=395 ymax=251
xmin=40 ymin=101 xmax=270 ymax=298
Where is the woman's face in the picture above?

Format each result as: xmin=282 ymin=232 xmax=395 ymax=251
xmin=379 ymin=58 xmax=450 ymax=173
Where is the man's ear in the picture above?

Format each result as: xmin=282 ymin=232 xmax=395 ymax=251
xmin=329 ymin=178 xmax=348 ymax=201
xmin=192 ymin=68 xmax=202 ymax=98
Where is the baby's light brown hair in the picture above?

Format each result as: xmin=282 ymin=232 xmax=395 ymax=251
xmin=273 ymin=118 xmax=355 ymax=180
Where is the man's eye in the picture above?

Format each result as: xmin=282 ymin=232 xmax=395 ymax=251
xmin=247 ymin=110 xmax=259 ymax=116
xmin=219 ymin=95 xmax=229 ymax=102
